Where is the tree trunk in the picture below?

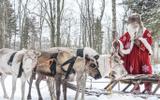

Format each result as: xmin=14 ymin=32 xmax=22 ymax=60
xmin=21 ymin=0 xmax=29 ymax=49
xmin=13 ymin=0 xmax=17 ymax=49
xmin=56 ymin=0 xmax=61 ymax=46
xmin=112 ymin=0 xmax=116 ymax=40
xmin=39 ymin=0 xmax=45 ymax=49
xmin=19 ymin=0 xmax=23 ymax=49
xmin=49 ymin=0 xmax=56 ymax=47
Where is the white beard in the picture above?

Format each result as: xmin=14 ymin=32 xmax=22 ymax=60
xmin=127 ymin=24 xmax=140 ymax=40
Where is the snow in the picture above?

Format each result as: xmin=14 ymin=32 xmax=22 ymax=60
xmin=0 ymin=76 xmax=160 ymax=100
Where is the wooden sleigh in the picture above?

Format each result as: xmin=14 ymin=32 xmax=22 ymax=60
xmin=104 ymin=74 xmax=160 ymax=98
xmin=67 ymin=74 xmax=160 ymax=98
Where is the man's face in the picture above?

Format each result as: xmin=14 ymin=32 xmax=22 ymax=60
xmin=132 ymin=22 xmax=140 ymax=29
xmin=128 ymin=22 xmax=140 ymax=34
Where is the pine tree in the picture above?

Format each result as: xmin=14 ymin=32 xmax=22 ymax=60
xmin=0 ymin=0 xmax=16 ymax=48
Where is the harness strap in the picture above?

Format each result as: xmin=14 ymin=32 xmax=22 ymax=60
xmin=50 ymin=61 xmax=57 ymax=76
xmin=50 ymin=53 xmax=58 ymax=59
xmin=17 ymin=55 xmax=24 ymax=78
xmin=61 ymin=57 xmax=77 ymax=79
xmin=49 ymin=52 xmax=58 ymax=76
xmin=7 ymin=52 xmax=17 ymax=66
xmin=61 ymin=48 xmax=84 ymax=79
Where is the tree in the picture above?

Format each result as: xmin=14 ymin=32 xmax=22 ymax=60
xmin=38 ymin=0 xmax=46 ymax=49
xmin=0 ymin=0 xmax=16 ymax=48
xmin=56 ymin=0 xmax=64 ymax=46
xmin=19 ymin=0 xmax=30 ymax=49
xmin=112 ymin=0 xmax=117 ymax=40
xmin=32 ymin=0 xmax=65 ymax=47
xmin=77 ymin=0 xmax=105 ymax=53
xmin=28 ymin=16 xmax=39 ymax=49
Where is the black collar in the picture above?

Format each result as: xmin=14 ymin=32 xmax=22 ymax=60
xmin=8 ymin=52 xmax=17 ymax=66
xmin=17 ymin=55 xmax=24 ymax=78
xmin=77 ymin=48 xmax=84 ymax=57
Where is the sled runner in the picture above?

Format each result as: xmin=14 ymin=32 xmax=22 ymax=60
xmin=104 ymin=74 xmax=160 ymax=95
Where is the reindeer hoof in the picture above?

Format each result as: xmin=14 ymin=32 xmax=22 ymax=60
xmin=10 ymin=97 xmax=14 ymax=100
xmin=39 ymin=97 xmax=43 ymax=100
xmin=3 ymin=95 xmax=9 ymax=99
xmin=27 ymin=95 xmax=32 ymax=100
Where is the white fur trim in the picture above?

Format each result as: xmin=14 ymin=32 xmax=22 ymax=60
xmin=143 ymin=27 xmax=146 ymax=33
xmin=118 ymin=40 xmax=134 ymax=55
xmin=139 ymin=37 xmax=153 ymax=55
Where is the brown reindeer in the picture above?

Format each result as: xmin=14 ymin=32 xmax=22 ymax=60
xmin=27 ymin=47 xmax=102 ymax=100
xmin=27 ymin=48 xmax=74 ymax=100
xmin=58 ymin=54 xmax=101 ymax=100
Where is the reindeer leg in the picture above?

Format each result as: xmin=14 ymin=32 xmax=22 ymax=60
xmin=35 ymin=74 xmax=43 ymax=100
xmin=55 ymin=74 xmax=62 ymax=100
xmin=81 ymin=73 xmax=87 ymax=100
xmin=75 ymin=80 xmax=80 ymax=100
xmin=75 ymin=73 xmax=82 ymax=100
xmin=62 ymin=79 xmax=67 ymax=100
xmin=0 ymin=74 xmax=9 ymax=99
xmin=27 ymin=73 xmax=35 ymax=100
xmin=21 ymin=74 xmax=26 ymax=100
xmin=47 ymin=77 xmax=56 ymax=100
xmin=10 ymin=75 xmax=17 ymax=100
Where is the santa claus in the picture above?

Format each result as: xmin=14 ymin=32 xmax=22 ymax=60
xmin=113 ymin=13 xmax=153 ymax=94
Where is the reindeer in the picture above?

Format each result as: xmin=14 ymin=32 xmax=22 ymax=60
xmin=0 ymin=48 xmax=41 ymax=100
xmin=54 ymin=47 xmax=102 ymax=100
xmin=60 ymin=54 xmax=101 ymax=100
xmin=27 ymin=48 xmax=74 ymax=100
xmin=108 ymin=52 xmax=128 ymax=79
xmin=27 ymin=47 xmax=102 ymax=100
xmin=108 ymin=40 xmax=128 ymax=79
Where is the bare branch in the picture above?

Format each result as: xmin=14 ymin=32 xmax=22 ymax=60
xmin=29 ymin=11 xmax=51 ymax=28
xmin=99 ymin=0 xmax=105 ymax=22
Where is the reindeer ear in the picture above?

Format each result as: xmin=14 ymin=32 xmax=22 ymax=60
xmin=85 ymin=54 xmax=90 ymax=61
xmin=94 ymin=55 xmax=99 ymax=60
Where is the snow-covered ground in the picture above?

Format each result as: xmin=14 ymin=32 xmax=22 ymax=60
xmin=0 ymin=76 xmax=159 ymax=100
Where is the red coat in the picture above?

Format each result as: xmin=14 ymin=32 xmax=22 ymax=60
xmin=119 ymin=29 xmax=153 ymax=74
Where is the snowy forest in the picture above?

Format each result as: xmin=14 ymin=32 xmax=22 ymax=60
xmin=0 ymin=0 xmax=159 ymax=57
xmin=1 ymin=0 xmax=160 ymax=100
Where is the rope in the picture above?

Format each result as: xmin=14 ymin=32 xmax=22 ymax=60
xmin=86 ymin=81 xmax=110 ymax=83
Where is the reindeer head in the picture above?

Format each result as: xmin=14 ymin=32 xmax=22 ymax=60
xmin=109 ymin=52 xmax=127 ymax=79
xmin=85 ymin=55 xmax=102 ymax=79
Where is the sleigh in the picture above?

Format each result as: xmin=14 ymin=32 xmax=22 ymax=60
xmin=67 ymin=74 xmax=160 ymax=99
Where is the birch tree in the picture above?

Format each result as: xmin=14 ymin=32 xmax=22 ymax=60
xmin=77 ymin=0 xmax=105 ymax=53
xmin=19 ymin=0 xmax=30 ymax=49
xmin=112 ymin=0 xmax=116 ymax=40
xmin=0 ymin=0 xmax=16 ymax=48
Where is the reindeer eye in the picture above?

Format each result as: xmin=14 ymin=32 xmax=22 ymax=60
xmin=90 ymin=63 xmax=96 ymax=68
